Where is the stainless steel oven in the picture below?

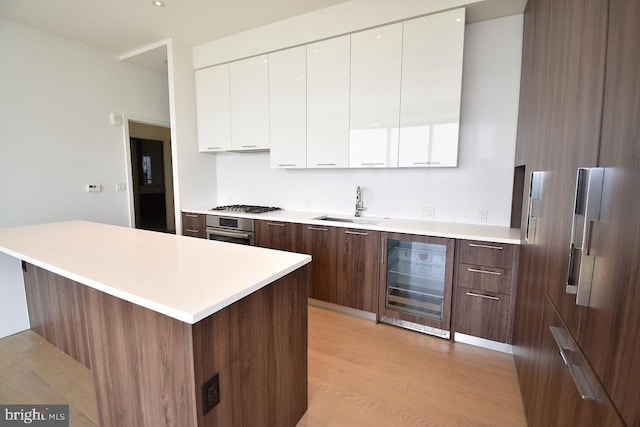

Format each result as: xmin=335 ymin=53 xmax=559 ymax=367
xmin=206 ymin=215 xmax=254 ymax=246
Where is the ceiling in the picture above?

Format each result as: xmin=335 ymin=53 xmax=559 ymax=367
xmin=0 ymin=0 xmax=349 ymax=72
xmin=0 ymin=0 xmax=526 ymax=74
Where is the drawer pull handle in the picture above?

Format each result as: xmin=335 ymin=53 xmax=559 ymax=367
xmin=413 ymin=161 xmax=441 ymax=165
xmin=467 ymin=268 xmax=502 ymax=276
xmin=345 ymin=231 xmax=368 ymax=236
xmin=308 ymin=227 xmax=328 ymax=232
xmin=207 ymin=146 xmax=222 ymax=150
xmin=186 ymin=229 xmax=199 ymax=233
xmin=316 ymin=163 xmax=337 ymax=166
xmin=278 ymin=164 xmax=297 ymax=167
xmin=468 ymin=243 xmax=504 ymax=250
xmin=185 ymin=214 xmax=199 ymax=218
xmin=549 ymin=326 xmax=597 ymax=401
xmin=267 ymin=223 xmax=285 ymax=227
xmin=360 ymin=162 xmax=385 ymax=166
xmin=466 ymin=292 xmax=499 ymax=301
xmin=241 ymin=145 xmax=258 ymax=148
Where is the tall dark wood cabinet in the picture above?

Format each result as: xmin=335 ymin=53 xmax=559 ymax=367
xmin=513 ymin=0 xmax=640 ymax=425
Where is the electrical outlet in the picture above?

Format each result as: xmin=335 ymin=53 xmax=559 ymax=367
xmin=202 ymin=373 xmax=220 ymax=415
xmin=422 ymin=207 xmax=435 ymax=220
xmin=479 ymin=209 xmax=488 ymax=223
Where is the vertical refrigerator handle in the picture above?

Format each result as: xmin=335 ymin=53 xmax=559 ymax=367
xmin=566 ymin=167 xmax=604 ymax=307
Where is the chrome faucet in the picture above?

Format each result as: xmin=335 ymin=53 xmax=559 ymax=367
xmin=355 ymin=186 xmax=365 ymax=217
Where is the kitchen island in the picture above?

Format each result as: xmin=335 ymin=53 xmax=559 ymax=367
xmin=0 ymin=221 xmax=311 ymax=427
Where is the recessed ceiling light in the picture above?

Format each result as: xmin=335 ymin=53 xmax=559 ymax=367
xmin=152 ymin=1 xmax=165 ymax=7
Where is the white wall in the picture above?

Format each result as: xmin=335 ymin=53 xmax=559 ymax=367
xmin=0 ymin=18 xmax=172 ymax=337
xmin=215 ymin=14 xmax=523 ymax=226
xmin=167 ymin=39 xmax=218 ymax=235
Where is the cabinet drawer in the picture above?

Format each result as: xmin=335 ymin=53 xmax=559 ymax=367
xmin=457 ymin=263 xmax=512 ymax=294
xmin=183 ymin=228 xmax=205 ymax=239
xmin=182 ymin=212 xmax=205 ymax=229
xmin=455 ymin=287 xmax=509 ymax=342
xmin=458 ymin=240 xmax=516 ymax=269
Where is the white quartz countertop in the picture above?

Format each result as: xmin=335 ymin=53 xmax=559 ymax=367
xmin=0 ymin=221 xmax=311 ymax=324
xmin=186 ymin=207 xmax=522 ymax=244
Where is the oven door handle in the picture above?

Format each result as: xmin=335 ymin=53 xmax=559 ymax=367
xmin=207 ymin=229 xmax=251 ymax=239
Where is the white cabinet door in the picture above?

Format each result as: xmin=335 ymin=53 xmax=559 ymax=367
xmin=230 ymin=55 xmax=270 ymax=151
xmin=269 ymin=46 xmax=307 ymax=168
xmin=307 ymin=36 xmax=350 ymax=168
xmin=399 ymin=8 xmax=465 ymax=167
xmin=195 ymin=64 xmax=232 ymax=152
xmin=349 ymin=23 xmax=402 ymax=168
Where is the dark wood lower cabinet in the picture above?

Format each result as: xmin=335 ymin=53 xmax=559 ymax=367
xmin=255 ymin=220 xmax=301 ymax=252
xmin=336 ymin=228 xmax=379 ymax=312
xmin=22 ymin=263 xmax=308 ymax=427
xmin=304 ymin=225 xmax=337 ymax=303
xmin=182 ymin=212 xmax=206 ymax=238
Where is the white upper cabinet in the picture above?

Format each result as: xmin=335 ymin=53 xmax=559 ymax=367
xmin=399 ymin=8 xmax=465 ymax=167
xmin=269 ymin=46 xmax=307 ymax=168
xmin=229 ymin=55 xmax=270 ymax=151
xmin=349 ymin=23 xmax=402 ymax=168
xmin=195 ymin=64 xmax=232 ymax=152
xmin=307 ymin=36 xmax=350 ymax=168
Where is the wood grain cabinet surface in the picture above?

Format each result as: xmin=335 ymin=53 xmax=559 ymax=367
xmin=181 ymin=212 xmax=206 ymax=239
xmin=454 ymin=239 xmax=519 ymax=343
xmin=303 ymin=224 xmax=338 ymax=304
xmin=336 ymin=228 xmax=380 ymax=312
xmin=254 ymin=219 xmax=301 ymax=252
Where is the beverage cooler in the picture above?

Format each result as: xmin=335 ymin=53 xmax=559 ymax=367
xmin=378 ymin=232 xmax=455 ymax=338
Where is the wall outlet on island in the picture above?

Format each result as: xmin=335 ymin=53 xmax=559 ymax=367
xmin=202 ymin=373 xmax=220 ymax=415
xmin=422 ymin=207 xmax=435 ymax=220
xmin=479 ymin=209 xmax=488 ymax=223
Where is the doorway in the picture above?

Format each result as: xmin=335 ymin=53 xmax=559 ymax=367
xmin=128 ymin=121 xmax=175 ymax=233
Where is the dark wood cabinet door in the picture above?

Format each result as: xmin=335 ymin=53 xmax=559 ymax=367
xmin=336 ymin=229 xmax=379 ymax=312
xmin=254 ymin=220 xmax=301 ymax=252
xmin=535 ymin=0 xmax=609 ymax=338
xmin=578 ymin=1 xmax=640 ymax=425
xmin=512 ymin=0 xmax=610 ymax=422
xmin=523 ymin=296 xmax=625 ymax=427
xmin=304 ymin=225 xmax=337 ymax=303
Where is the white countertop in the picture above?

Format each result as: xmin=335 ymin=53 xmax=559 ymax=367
xmin=186 ymin=207 xmax=522 ymax=244
xmin=0 ymin=221 xmax=311 ymax=324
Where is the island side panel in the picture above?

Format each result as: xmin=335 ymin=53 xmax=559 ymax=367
xmin=83 ymin=286 xmax=198 ymax=427
xmin=192 ymin=266 xmax=308 ymax=427
xmin=22 ymin=263 xmax=92 ymax=369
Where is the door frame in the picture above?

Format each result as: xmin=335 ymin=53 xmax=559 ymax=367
xmin=121 ymin=115 xmax=171 ymax=229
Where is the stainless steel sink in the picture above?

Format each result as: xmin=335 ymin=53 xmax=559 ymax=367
xmin=314 ymin=216 xmax=380 ymax=225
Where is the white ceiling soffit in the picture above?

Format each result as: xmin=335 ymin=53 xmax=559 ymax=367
xmin=466 ymin=0 xmax=528 ymax=22
xmin=0 ymin=0 xmax=350 ymax=55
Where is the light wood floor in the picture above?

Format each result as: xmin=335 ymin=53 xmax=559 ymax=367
xmin=0 ymin=306 xmax=526 ymax=427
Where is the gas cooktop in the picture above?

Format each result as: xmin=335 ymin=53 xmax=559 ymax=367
xmin=210 ymin=205 xmax=282 ymax=214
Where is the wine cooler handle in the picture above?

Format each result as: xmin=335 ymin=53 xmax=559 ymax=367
xmin=565 ymin=167 xmax=604 ymax=307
